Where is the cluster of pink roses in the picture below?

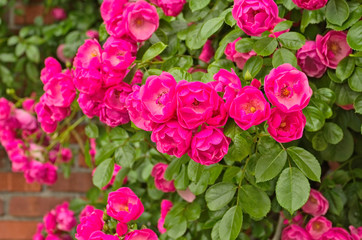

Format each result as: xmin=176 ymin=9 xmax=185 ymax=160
xmin=150 ymin=0 xmax=186 ymax=17
xmin=0 ymin=97 xmax=72 ymax=185
xmin=33 ymin=202 xmax=77 ymax=240
xmin=282 ymin=189 xmax=362 ymax=240
xmin=76 ymin=187 xmax=159 ymax=240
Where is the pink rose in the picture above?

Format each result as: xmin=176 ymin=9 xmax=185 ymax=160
xmin=213 ymin=69 xmax=242 ymax=108
xmin=22 ymin=98 xmax=36 ymax=113
xmin=189 ymin=126 xmax=230 ymax=165
xmin=267 ymin=108 xmax=306 ymax=143
xmin=122 ymin=0 xmax=159 ymax=42
xmin=25 ymin=161 xmax=58 ymax=185
xmin=292 ymin=0 xmax=328 ymax=10
xmin=251 ymin=79 xmax=261 ymax=89
xmin=131 ymin=70 xmax=143 ymax=85
xmin=306 ymin=216 xmax=332 ymax=240
xmin=60 ymin=148 xmax=72 ymax=163
xmin=86 ymin=30 xmax=99 ymax=40
xmin=232 ymin=0 xmax=279 ymax=36
xmin=116 ymin=222 xmax=128 ymax=236
xmin=152 ymin=0 xmax=186 ymax=16
xmin=282 ymin=211 xmax=304 ymax=226
xmin=99 ymin=104 xmax=130 ymax=127
xmin=282 ymin=225 xmax=312 ymax=240
xmin=101 ymin=0 xmax=128 ymax=37
xmin=33 ymin=223 xmax=45 ymax=240
xmin=40 ymin=57 xmax=62 ymax=85
xmin=297 ymin=41 xmax=327 ymax=78
xmin=104 ymin=82 xmax=132 ymax=111
xmin=106 ymin=187 xmax=144 ymax=223
xmin=349 ymin=226 xmax=362 ymax=240
xmin=76 ymin=209 xmax=104 ymax=240
xmin=79 ymin=205 xmax=96 ymax=219
xmin=124 ymin=229 xmax=158 ymax=240
xmin=176 ymin=80 xmax=225 ymax=129
xmin=177 ymin=188 xmax=196 ymax=202
xmin=0 ymin=98 xmax=12 ymax=120
xmin=199 ymin=40 xmax=214 ymax=63
xmin=125 ymin=85 xmax=156 ymax=131
xmin=14 ymin=109 xmax=37 ymax=131
xmin=225 ymin=37 xmax=257 ymax=69
xmin=158 ymin=200 xmax=173 ymax=234
xmin=56 ymin=44 xmax=73 ymax=64
xmin=321 ymin=228 xmax=352 ymax=240
xmin=151 ymin=163 xmax=176 ymax=192
xmin=55 ymin=202 xmax=77 ymax=232
xmin=316 ymin=31 xmax=352 ymax=69
xmin=43 ymin=73 xmax=76 ymax=108
xmin=140 ymin=72 xmax=177 ymax=123
xmin=73 ymin=68 xmax=103 ymax=95
xmin=264 ymin=63 xmax=313 ymax=112
xmin=89 ymin=231 xmax=119 ymax=240
xmin=78 ymin=90 xmax=105 ymax=118
xmin=302 ymin=189 xmax=329 ymax=217
xmin=229 ymin=86 xmax=271 ymax=130
xmin=52 ymin=7 xmax=67 ymax=20
xmin=43 ymin=211 xmax=57 ymax=233
xmin=151 ymin=120 xmax=192 ymax=158
xmin=73 ymin=39 xmax=102 ymax=69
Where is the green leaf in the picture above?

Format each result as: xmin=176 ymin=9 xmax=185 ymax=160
xmin=326 ymin=5 xmax=362 ymax=31
xmin=164 ymin=155 xmax=190 ymax=181
xmin=0 ymin=53 xmax=16 ymax=63
xmin=354 ymin=95 xmax=362 ymax=114
xmin=300 ymin=8 xmax=325 ymax=33
xmin=321 ymin=128 xmax=354 ymax=162
xmin=326 ymin=0 xmax=349 ymax=26
xmin=25 ymin=62 xmax=39 ymax=82
xmin=347 ymin=19 xmax=362 ymax=50
xmin=235 ymin=38 xmax=255 ymax=53
xmin=98 ymin=23 xmax=109 ymax=42
xmin=168 ymin=67 xmax=192 ymax=82
xmin=255 ymin=149 xmax=287 ymax=183
xmin=215 ymin=29 xmax=243 ymax=60
xmin=7 ymin=36 xmax=19 ymax=46
xmin=348 ymin=67 xmax=362 ymax=92
xmin=174 ymin=165 xmax=189 ymax=190
xmin=303 ymin=106 xmax=325 ymax=132
xmin=225 ymin=11 xmax=236 ymax=27
xmin=278 ymin=32 xmax=306 ymax=50
xmin=112 ymin=167 xmax=130 ymax=190
xmin=205 ymin=183 xmax=237 ymax=211
xmin=323 ymin=122 xmax=343 ymax=144
xmin=142 ymin=42 xmax=167 ymax=62
xmin=212 ymin=221 xmax=221 ymax=240
xmin=186 ymin=24 xmax=207 ymax=50
xmin=219 ymin=206 xmax=243 ymax=240
xmin=243 ymin=56 xmax=263 ymax=79
xmin=315 ymin=88 xmax=336 ymax=105
xmin=95 ymin=142 xmax=119 ymax=165
xmin=25 ymin=45 xmax=40 ymax=63
xmin=272 ymin=48 xmax=298 ymax=68
xmin=200 ymin=17 xmax=224 ymax=40
xmin=287 ymin=147 xmax=321 ymax=182
xmin=115 ymin=144 xmax=136 ymax=168
xmin=188 ymin=160 xmax=205 ymax=182
xmin=273 ymin=20 xmax=293 ymax=32
xmin=331 ymin=82 xmax=360 ymax=106
xmin=224 ymin=132 xmax=252 ymax=162
xmin=323 ymin=188 xmax=347 ymax=215
xmin=336 ymin=57 xmax=355 ymax=81
xmin=276 ymin=167 xmax=310 ymax=214
xmin=109 ymin=127 xmax=129 ymax=140
xmin=85 ymin=123 xmax=99 ymax=138
xmin=312 ymin=132 xmax=328 ymax=151
xmin=15 ymin=43 xmax=26 ymax=56
xmin=166 ymin=215 xmax=187 ymax=238
xmin=189 ymin=0 xmax=210 ymax=12
xmin=185 ymin=202 xmax=201 ymax=221
xmin=238 ymin=185 xmax=271 ymax=218
xmin=253 ymin=37 xmax=278 ymax=56
xmin=92 ymin=158 xmax=114 ymax=189
xmin=208 ymin=59 xmax=235 ymax=75
xmin=189 ymin=172 xmax=210 ymax=195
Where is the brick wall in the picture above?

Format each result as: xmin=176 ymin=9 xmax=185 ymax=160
xmin=0 ymin=145 xmax=92 ymax=240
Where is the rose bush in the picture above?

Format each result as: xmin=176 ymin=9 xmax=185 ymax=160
xmin=0 ymin=0 xmax=362 ymax=239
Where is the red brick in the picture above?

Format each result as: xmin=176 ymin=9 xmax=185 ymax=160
xmin=0 ymin=221 xmax=39 ymax=240
xmin=48 ymin=172 xmax=92 ymax=193
xmin=9 ymin=196 xmax=69 ymax=217
xmin=14 ymin=4 xmax=54 ymax=25
xmin=0 ymin=173 xmax=41 ymax=192
xmin=0 ymin=199 xmax=4 ymax=216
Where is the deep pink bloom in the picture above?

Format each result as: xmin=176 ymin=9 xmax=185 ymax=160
xmin=79 ymin=205 xmax=96 ymax=219
xmin=44 ymin=211 xmax=57 ymax=234
xmin=320 ymin=228 xmax=352 ymax=240
xmin=40 ymin=57 xmax=62 ymax=85
xmin=25 ymin=161 xmax=58 ymax=185
xmin=176 ymin=81 xmax=225 ymax=129
xmin=264 ymin=63 xmax=313 ymax=112
xmin=125 ymin=85 xmax=156 ymax=131
xmin=14 ymin=109 xmax=37 ymax=131
xmin=199 ymin=40 xmax=214 ymax=63
xmin=306 ymin=216 xmax=332 ymax=240
xmin=101 ymin=0 xmax=128 ymax=37
xmin=158 ymin=200 xmax=173 ymax=234
xmin=43 ymin=73 xmax=76 ymax=108
xmin=251 ymin=79 xmax=261 ymax=89
xmin=60 ymin=148 xmax=72 ymax=163
xmin=55 ymin=202 xmax=77 ymax=232
xmin=151 ymin=163 xmax=176 ymax=192
xmin=99 ymin=104 xmax=130 ymax=127
xmin=302 ymin=189 xmax=329 ymax=217
xmin=131 ymin=70 xmax=143 ymax=85
xmin=104 ymin=82 xmax=132 ymax=111
xmin=78 ymin=90 xmax=105 ymax=119
xmin=189 ymin=126 xmax=230 ymax=165
xmin=73 ymin=68 xmax=103 ymax=95
xmin=141 ymin=72 xmax=177 ymax=123
xmin=297 ymin=41 xmax=327 ymax=78
xmin=52 ymin=7 xmax=67 ymax=20
xmin=316 ymin=31 xmax=352 ymax=69
xmin=151 ymin=120 xmax=192 ymax=158
xmin=267 ymin=108 xmax=306 ymax=143
xmin=73 ymin=39 xmax=102 ymax=69
xmin=89 ymin=231 xmax=119 ymax=240
xmin=213 ymin=69 xmax=242 ymax=108
xmin=229 ymin=86 xmax=270 ymax=130
xmin=22 ymin=98 xmax=36 ymax=113
xmin=225 ymin=37 xmax=257 ymax=69
xmin=122 ymin=0 xmax=159 ymax=42
xmin=282 ymin=225 xmax=312 ymax=240
xmin=116 ymin=222 xmax=128 ymax=236
xmin=232 ymin=0 xmax=279 ymax=36
xmin=282 ymin=211 xmax=304 ymax=226
xmin=86 ymin=30 xmax=99 ymax=40
xmin=33 ymin=223 xmax=45 ymax=240
xmin=292 ymin=0 xmax=328 ymax=10
xmin=350 ymin=226 xmax=362 ymax=240
xmin=106 ymin=187 xmax=144 ymax=223
xmin=0 ymin=98 xmax=12 ymax=120
xmin=151 ymin=0 xmax=186 ymax=16
xmin=124 ymin=229 xmax=158 ymax=240
xmin=75 ymin=209 xmax=104 ymax=240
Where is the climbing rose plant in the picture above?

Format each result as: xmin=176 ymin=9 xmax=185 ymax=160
xmin=0 ymin=0 xmax=362 ymax=239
